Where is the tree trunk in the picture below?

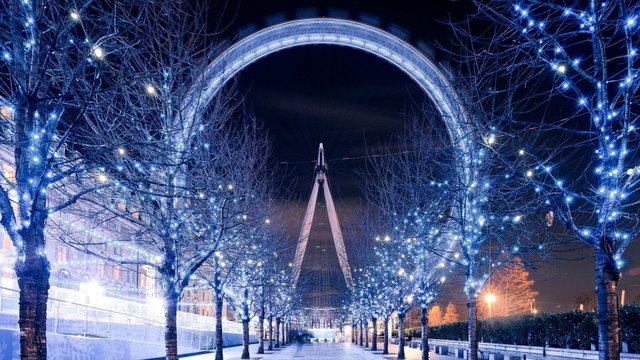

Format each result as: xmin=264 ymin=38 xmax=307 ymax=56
xmin=286 ymin=321 xmax=290 ymax=344
xmin=352 ymin=319 xmax=356 ymax=343
xmin=595 ymin=248 xmax=621 ymax=360
xmin=241 ymin=319 xmax=250 ymax=359
xmin=421 ymin=307 xmax=429 ymax=360
xmin=371 ymin=317 xmax=378 ymax=351
xmin=215 ymin=274 xmax=224 ymax=360
xmin=13 ymin=106 xmax=51 ymax=360
xmin=398 ymin=312 xmax=406 ymax=360
xmin=281 ymin=320 xmax=285 ymax=345
xmin=383 ymin=317 xmax=389 ymax=354
xmin=468 ymin=296 xmax=478 ymax=360
xmin=275 ymin=317 xmax=281 ymax=348
xmin=268 ymin=315 xmax=273 ymax=350
xmin=241 ymin=287 xmax=250 ymax=359
xmin=258 ymin=313 xmax=265 ymax=354
xmin=164 ymin=291 xmax=179 ymax=360
xmin=365 ymin=319 xmax=369 ymax=348
xmin=359 ymin=321 xmax=364 ymax=346
xmin=16 ymin=250 xmax=50 ymax=360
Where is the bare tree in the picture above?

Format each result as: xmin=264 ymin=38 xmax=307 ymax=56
xmin=60 ymin=105 xmax=268 ymax=360
xmin=0 ymin=1 xmax=149 ymax=357
xmin=352 ymin=214 xmax=419 ymax=359
xmin=46 ymin=2 xmax=247 ymax=358
xmin=225 ymin=223 xmax=288 ymax=359
xmin=0 ymin=0 xmax=234 ymax=358
xmin=180 ymin=115 xmax=272 ymax=360
xmin=362 ymin=96 xmax=548 ymax=360
xmin=268 ymin=267 xmax=299 ymax=349
xmin=226 ymin=266 xmax=257 ymax=359
xmin=248 ymin=226 xmax=291 ymax=355
xmin=455 ymin=1 xmax=640 ymax=358
xmin=478 ymin=256 xmax=538 ymax=317
xmin=442 ymin=303 xmax=460 ymax=324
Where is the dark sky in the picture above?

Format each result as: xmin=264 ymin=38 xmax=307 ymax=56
xmin=217 ymin=0 xmax=640 ymax=311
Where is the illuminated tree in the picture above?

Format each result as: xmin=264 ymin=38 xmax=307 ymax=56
xmin=462 ymin=1 xmax=640 ymax=357
xmin=411 ymin=241 xmax=447 ymax=360
xmin=361 ymin=115 xmax=458 ymax=360
xmin=249 ymin=230 xmax=288 ymax=355
xmin=442 ymin=303 xmax=460 ymax=324
xmin=7 ymin=1 xmax=237 ymax=358
xmin=428 ymin=305 xmax=443 ymax=326
xmin=0 ymin=1 xmax=150 ymax=357
xmin=65 ymin=108 xmax=268 ymax=360
xmin=479 ymin=257 xmax=537 ymax=317
xmin=377 ymin=289 xmax=396 ymax=354
xmin=363 ymin=99 xmax=547 ymax=360
xmin=224 ymin=223 xmax=282 ymax=359
xmin=346 ymin=283 xmax=365 ymax=346
xmin=270 ymin=271 xmax=299 ymax=349
xmin=60 ymin=87 xmax=268 ymax=360
xmin=193 ymin=146 xmax=271 ymax=360
xmin=362 ymin=227 xmax=419 ymax=360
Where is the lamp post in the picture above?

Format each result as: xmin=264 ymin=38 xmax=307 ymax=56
xmin=530 ymin=298 xmax=536 ymax=315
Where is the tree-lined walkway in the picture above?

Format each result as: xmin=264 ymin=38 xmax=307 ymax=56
xmin=182 ymin=342 xmax=454 ymax=360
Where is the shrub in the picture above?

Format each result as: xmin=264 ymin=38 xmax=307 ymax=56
xmin=427 ymin=305 xmax=638 ymax=353
xmin=621 ymin=305 xmax=640 ymax=353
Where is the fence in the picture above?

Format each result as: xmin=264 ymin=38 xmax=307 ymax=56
xmin=401 ymin=338 xmax=640 ymax=360
xmin=0 ymin=282 xmax=243 ymax=350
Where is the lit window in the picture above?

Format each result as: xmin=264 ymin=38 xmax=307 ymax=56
xmin=0 ymin=105 xmax=14 ymax=122
xmin=56 ymin=246 xmax=67 ymax=263
xmin=3 ymin=164 xmax=16 ymax=184
xmin=2 ymin=232 xmax=13 ymax=250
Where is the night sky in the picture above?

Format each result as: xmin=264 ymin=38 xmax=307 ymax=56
xmin=217 ymin=0 xmax=640 ymax=311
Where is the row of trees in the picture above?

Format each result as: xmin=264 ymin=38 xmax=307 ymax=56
xmin=345 ymin=2 xmax=639 ymax=360
xmin=412 ymin=303 xmax=460 ymax=327
xmin=462 ymin=1 xmax=640 ymax=359
xmin=345 ymin=108 xmax=544 ymax=360
xmin=1 ymin=1 xmax=637 ymax=360
xmin=0 ymin=0 xmax=304 ymax=359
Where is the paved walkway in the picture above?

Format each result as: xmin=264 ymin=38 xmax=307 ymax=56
xmin=182 ymin=342 xmax=454 ymax=360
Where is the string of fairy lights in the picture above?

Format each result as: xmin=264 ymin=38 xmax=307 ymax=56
xmin=2 ymin=1 xmax=637 ymax=336
xmin=507 ymin=2 xmax=638 ymax=271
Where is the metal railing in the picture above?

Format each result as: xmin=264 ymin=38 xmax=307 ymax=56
xmin=0 ymin=282 xmax=242 ymax=349
xmin=420 ymin=339 xmax=640 ymax=360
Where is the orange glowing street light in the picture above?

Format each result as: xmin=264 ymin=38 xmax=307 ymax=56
xmin=485 ymin=293 xmax=497 ymax=318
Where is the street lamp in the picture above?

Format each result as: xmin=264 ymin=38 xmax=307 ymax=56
xmin=530 ymin=298 xmax=536 ymax=315
xmin=484 ymin=293 xmax=497 ymax=318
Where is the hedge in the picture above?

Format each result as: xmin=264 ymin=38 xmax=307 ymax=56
xmin=400 ymin=305 xmax=640 ymax=353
